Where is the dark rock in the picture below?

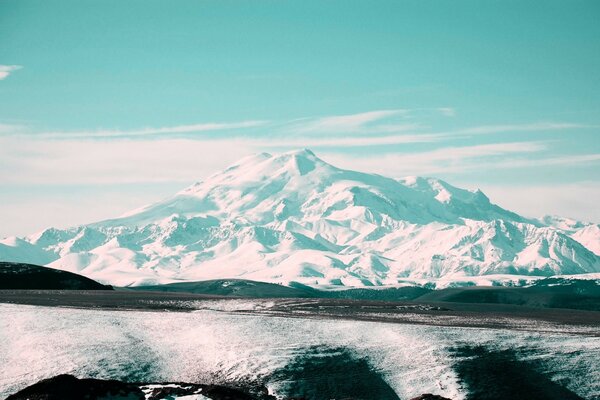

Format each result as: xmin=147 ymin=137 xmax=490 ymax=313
xmin=6 ymin=374 xmax=144 ymax=399
xmin=409 ymin=394 xmax=453 ymax=400
xmin=7 ymin=374 xmax=275 ymax=400
xmin=142 ymin=382 xmax=260 ymax=400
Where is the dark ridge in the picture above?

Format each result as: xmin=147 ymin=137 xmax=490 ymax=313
xmin=127 ymin=277 xmax=600 ymax=311
xmin=317 ymin=285 xmax=432 ymax=301
xmin=415 ymin=279 xmax=600 ymax=311
xmin=452 ymin=346 xmax=584 ymax=400
xmin=6 ymin=374 xmax=144 ymax=400
xmin=5 ymin=373 xmax=450 ymax=400
xmin=6 ymin=374 xmax=275 ymax=400
xmin=0 ymin=262 xmax=112 ymax=290
xmin=268 ymin=346 xmax=400 ymax=400
xmin=129 ymin=278 xmax=318 ymax=298
xmin=128 ymin=279 xmax=431 ymax=301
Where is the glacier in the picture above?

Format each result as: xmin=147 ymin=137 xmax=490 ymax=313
xmin=1 ymin=149 xmax=599 ymax=287
xmin=1 ymin=303 xmax=599 ymax=399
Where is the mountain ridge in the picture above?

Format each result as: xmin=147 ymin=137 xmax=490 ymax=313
xmin=1 ymin=149 xmax=599 ymax=288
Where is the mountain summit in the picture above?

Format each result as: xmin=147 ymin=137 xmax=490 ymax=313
xmin=2 ymin=150 xmax=599 ymax=287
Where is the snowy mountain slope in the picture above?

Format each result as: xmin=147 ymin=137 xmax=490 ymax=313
xmin=2 ymin=149 xmax=600 ymax=287
xmin=571 ymin=225 xmax=600 ymax=256
xmin=0 ymin=237 xmax=55 ymax=266
xmin=536 ymin=215 xmax=600 ymax=256
xmin=536 ymin=215 xmax=590 ymax=232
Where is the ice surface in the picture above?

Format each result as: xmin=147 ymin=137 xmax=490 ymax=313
xmin=0 ymin=303 xmax=598 ymax=399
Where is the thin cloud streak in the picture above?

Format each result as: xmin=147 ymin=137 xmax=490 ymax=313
xmin=1 ymin=110 xmax=595 ymax=187
xmin=0 ymin=137 xmax=552 ymax=185
xmin=2 ymin=107 xmax=589 ymax=147
xmin=437 ymin=107 xmax=456 ymax=117
xmin=0 ymin=65 xmax=22 ymax=80
xmin=0 ymin=132 xmax=444 ymax=185
xmin=293 ymin=109 xmax=407 ymax=133
xmin=0 ymin=123 xmax=24 ymax=133
xmin=480 ymin=182 xmax=600 ymax=223
xmin=454 ymin=122 xmax=589 ymax=135
xmin=492 ymin=154 xmax=600 ymax=168
xmin=21 ymin=120 xmax=268 ymax=139
xmin=0 ymin=137 xmax=255 ymax=184
xmin=256 ymin=133 xmax=443 ymax=148
xmin=323 ymin=144 xmax=599 ymax=177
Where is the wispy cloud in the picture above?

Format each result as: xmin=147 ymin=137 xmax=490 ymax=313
xmin=0 ymin=65 xmax=22 ymax=80
xmin=284 ymin=115 xmax=587 ymax=143
xmin=253 ymin=133 xmax=442 ymax=148
xmin=0 ymin=136 xmax=256 ymax=184
xmin=490 ymin=154 xmax=600 ymax=169
xmin=2 ymin=111 xmax=430 ymax=144
xmin=0 ymin=131 xmax=445 ymax=185
xmin=1 ymin=108 xmax=596 ymax=187
xmin=323 ymin=142 xmax=600 ymax=177
xmin=0 ymin=123 xmax=24 ymax=133
xmin=291 ymin=109 xmax=410 ymax=134
xmin=14 ymin=120 xmax=268 ymax=139
xmin=437 ymin=107 xmax=456 ymax=117
xmin=6 ymin=135 xmax=594 ymax=187
xmin=322 ymin=142 xmax=546 ymax=175
xmin=407 ymin=141 xmax=548 ymax=163
xmin=4 ymin=106 xmax=588 ymax=148
xmin=454 ymin=122 xmax=588 ymax=135
xmin=479 ymin=182 xmax=600 ymax=222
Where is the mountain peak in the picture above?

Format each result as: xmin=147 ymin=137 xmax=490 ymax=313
xmin=215 ymin=149 xmax=324 ymax=179
xmin=275 ymin=148 xmax=323 ymax=175
xmin=226 ymin=151 xmax=273 ymax=169
xmin=285 ymin=148 xmax=317 ymax=158
xmin=399 ymin=176 xmax=490 ymax=205
xmin=6 ymin=150 xmax=600 ymax=287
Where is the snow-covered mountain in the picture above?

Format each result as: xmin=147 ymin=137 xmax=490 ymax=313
xmin=536 ymin=215 xmax=600 ymax=257
xmin=2 ymin=149 xmax=599 ymax=287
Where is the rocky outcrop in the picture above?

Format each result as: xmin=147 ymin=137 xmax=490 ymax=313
xmin=6 ymin=374 xmax=144 ymax=400
xmin=410 ymin=394 xmax=453 ymax=400
xmin=6 ymin=374 xmax=274 ymax=400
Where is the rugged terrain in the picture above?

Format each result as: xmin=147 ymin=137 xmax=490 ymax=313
xmin=1 ymin=150 xmax=599 ymax=288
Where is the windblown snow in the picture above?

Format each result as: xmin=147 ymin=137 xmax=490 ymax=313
xmin=2 ymin=149 xmax=599 ymax=287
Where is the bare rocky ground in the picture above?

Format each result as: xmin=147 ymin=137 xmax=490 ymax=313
xmin=5 ymin=374 xmax=273 ymax=400
xmin=6 ymin=374 xmax=454 ymax=400
xmin=0 ymin=290 xmax=598 ymax=336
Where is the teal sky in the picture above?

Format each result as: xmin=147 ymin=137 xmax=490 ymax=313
xmin=1 ymin=0 xmax=600 ymax=236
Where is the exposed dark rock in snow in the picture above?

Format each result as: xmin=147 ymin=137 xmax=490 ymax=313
xmin=6 ymin=374 xmax=274 ymax=400
xmin=6 ymin=374 xmax=144 ymax=400
xmin=409 ymin=395 xmax=453 ymax=400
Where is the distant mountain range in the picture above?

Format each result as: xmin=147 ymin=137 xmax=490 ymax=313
xmin=1 ymin=149 xmax=599 ymax=288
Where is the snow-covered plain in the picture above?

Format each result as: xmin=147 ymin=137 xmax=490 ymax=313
xmin=1 ymin=149 xmax=599 ymax=287
xmin=0 ymin=303 xmax=598 ymax=400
